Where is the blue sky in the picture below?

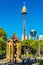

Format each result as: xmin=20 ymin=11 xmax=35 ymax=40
xmin=0 ymin=0 xmax=43 ymax=39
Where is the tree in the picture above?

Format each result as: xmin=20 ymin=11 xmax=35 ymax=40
xmin=21 ymin=40 xmax=39 ymax=55
xmin=0 ymin=27 xmax=7 ymax=55
xmin=0 ymin=28 xmax=7 ymax=40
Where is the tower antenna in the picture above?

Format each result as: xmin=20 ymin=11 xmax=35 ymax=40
xmin=24 ymin=1 xmax=25 ymax=6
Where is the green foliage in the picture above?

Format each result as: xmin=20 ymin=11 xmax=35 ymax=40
xmin=39 ymin=61 xmax=43 ymax=65
xmin=0 ymin=28 xmax=7 ymax=40
xmin=21 ymin=39 xmax=43 ymax=55
xmin=0 ymin=27 xmax=7 ymax=54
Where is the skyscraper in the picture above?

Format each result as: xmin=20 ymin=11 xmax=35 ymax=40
xmin=30 ymin=30 xmax=37 ymax=40
xmin=39 ymin=35 xmax=43 ymax=40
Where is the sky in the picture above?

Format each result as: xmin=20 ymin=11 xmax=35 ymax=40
xmin=0 ymin=0 xmax=43 ymax=39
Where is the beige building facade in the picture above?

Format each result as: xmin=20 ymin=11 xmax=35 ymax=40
xmin=5 ymin=34 xmax=21 ymax=62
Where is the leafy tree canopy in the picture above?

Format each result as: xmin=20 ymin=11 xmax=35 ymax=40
xmin=21 ymin=39 xmax=43 ymax=54
xmin=0 ymin=27 xmax=7 ymax=54
xmin=0 ymin=27 xmax=7 ymax=41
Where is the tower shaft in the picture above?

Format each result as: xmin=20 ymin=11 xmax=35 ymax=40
xmin=23 ymin=14 xmax=26 ymax=40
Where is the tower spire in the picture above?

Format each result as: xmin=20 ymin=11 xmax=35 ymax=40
xmin=24 ymin=1 xmax=25 ymax=6
xmin=22 ymin=3 xmax=27 ymax=40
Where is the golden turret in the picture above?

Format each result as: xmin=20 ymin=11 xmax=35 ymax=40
xmin=22 ymin=4 xmax=27 ymax=14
